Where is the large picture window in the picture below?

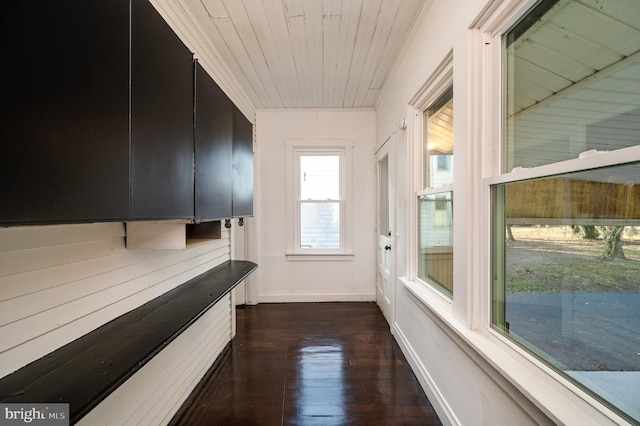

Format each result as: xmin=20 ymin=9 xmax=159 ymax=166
xmin=418 ymin=85 xmax=454 ymax=296
xmin=491 ymin=0 xmax=640 ymax=422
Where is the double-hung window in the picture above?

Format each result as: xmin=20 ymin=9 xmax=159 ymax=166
xmin=286 ymin=141 xmax=353 ymax=260
xmin=418 ymin=85 xmax=454 ymax=296
xmin=490 ymin=0 xmax=640 ymax=422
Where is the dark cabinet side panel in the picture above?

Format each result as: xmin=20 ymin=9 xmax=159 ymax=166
xmin=130 ymin=0 xmax=194 ymax=220
xmin=194 ymin=63 xmax=233 ymax=221
xmin=0 ymin=0 xmax=130 ymax=224
xmin=232 ymin=107 xmax=254 ymax=217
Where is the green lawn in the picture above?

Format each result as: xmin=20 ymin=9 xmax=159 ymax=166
xmin=505 ymin=226 xmax=640 ymax=293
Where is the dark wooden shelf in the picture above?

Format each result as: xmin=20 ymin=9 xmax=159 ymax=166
xmin=0 ymin=260 xmax=257 ymax=424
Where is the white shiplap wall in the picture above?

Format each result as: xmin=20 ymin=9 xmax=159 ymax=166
xmin=78 ymin=292 xmax=233 ymax=425
xmin=0 ymin=222 xmax=231 ymax=379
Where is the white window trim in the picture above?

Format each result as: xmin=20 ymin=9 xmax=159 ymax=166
xmin=398 ymin=1 xmax=638 ymax=421
xmin=417 ymin=184 xmax=454 ymax=197
xmin=285 ymin=139 xmax=354 ymax=261
xmin=486 ymin=145 xmax=640 ymax=186
xmin=471 ymin=0 xmax=640 ymax=424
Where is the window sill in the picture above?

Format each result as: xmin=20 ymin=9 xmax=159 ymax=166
xmin=398 ymin=278 xmax=628 ymax=425
xmin=286 ymin=252 xmax=354 ymax=261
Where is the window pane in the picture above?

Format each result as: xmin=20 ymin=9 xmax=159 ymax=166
xmin=378 ymin=154 xmax=390 ymax=237
xmin=424 ymin=87 xmax=453 ymax=189
xmin=492 ymin=162 xmax=640 ymax=422
xmin=418 ymin=192 xmax=453 ymax=295
xmin=505 ymin=0 xmax=640 ymax=171
xmin=300 ymin=155 xmax=340 ymax=200
xmin=300 ymin=202 xmax=340 ymax=249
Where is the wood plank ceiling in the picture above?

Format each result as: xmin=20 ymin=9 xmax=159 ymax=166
xmin=180 ymin=0 xmax=428 ymax=109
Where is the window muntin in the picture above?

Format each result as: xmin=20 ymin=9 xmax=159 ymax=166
xmin=418 ymin=85 xmax=454 ymax=296
xmin=493 ymin=0 xmax=640 ymax=421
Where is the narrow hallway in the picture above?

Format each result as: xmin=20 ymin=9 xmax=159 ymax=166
xmin=171 ymin=302 xmax=442 ymax=425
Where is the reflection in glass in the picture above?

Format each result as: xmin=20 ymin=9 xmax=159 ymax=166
xmin=424 ymin=87 xmax=454 ymax=189
xmin=418 ymin=192 xmax=453 ymax=295
xmin=504 ymin=0 xmax=640 ymax=171
xmin=492 ymin=163 xmax=640 ymax=421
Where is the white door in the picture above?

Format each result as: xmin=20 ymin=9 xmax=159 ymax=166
xmin=376 ymin=136 xmax=395 ymax=322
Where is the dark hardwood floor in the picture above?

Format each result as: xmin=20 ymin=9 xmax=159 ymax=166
xmin=171 ymin=302 xmax=442 ymax=426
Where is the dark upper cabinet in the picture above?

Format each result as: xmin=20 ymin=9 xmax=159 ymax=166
xmin=0 ymin=0 xmax=249 ymax=226
xmin=232 ymin=107 xmax=254 ymax=217
xmin=194 ymin=62 xmax=233 ymax=222
xmin=0 ymin=0 xmax=130 ymax=224
xmin=130 ymin=0 xmax=195 ymax=220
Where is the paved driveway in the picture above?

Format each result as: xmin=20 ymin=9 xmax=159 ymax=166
xmin=506 ymin=292 xmax=640 ymax=371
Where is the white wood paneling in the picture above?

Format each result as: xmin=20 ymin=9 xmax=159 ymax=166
xmin=0 ymin=222 xmax=125 ymax=253
xmin=175 ymin=0 xmax=428 ymax=108
xmin=0 ymin=223 xmax=126 ymax=276
xmin=78 ymin=294 xmax=233 ymax=426
xmin=0 ymin=223 xmax=230 ymax=378
xmin=126 ymin=222 xmax=187 ymax=249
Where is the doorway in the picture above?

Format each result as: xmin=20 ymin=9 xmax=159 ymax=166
xmin=376 ymin=136 xmax=395 ymax=322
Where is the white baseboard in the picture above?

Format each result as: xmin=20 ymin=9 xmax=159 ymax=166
xmin=258 ymin=292 xmax=376 ymax=303
xmin=392 ymin=322 xmax=459 ymax=426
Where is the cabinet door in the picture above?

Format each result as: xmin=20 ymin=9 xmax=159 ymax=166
xmin=194 ymin=63 xmax=233 ymax=221
xmin=130 ymin=0 xmax=194 ymax=220
xmin=0 ymin=0 xmax=130 ymax=225
xmin=232 ymin=107 xmax=254 ymax=217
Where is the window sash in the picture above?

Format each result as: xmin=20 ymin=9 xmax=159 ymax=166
xmin=299 ymin=200 xmax=342 ymax=250
xmin=417 ymin=191 xmax=453 ymax=296
xmin=423 ymin=86 xmax=454 ymax=190
xmin=299 ymin=154 xmax=341 ymax=201
xmin=490 ymin=0 xmax=640 ymax=421
xmin=413 ymin=71 xmax=454 ymax=297
xmin=295 ymin=151 xmax=344 ymax=252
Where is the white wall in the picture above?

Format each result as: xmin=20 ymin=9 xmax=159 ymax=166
xmin=255 ymin=109 xmax=376 ymax=302
xmin=376 ymin=0 xmax=627 ymax=424
xmin=0 ymin=222 xmax=232 ymax=423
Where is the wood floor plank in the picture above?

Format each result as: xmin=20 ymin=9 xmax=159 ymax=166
xmin=171 ymin=302 xmax=442 ymax=425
